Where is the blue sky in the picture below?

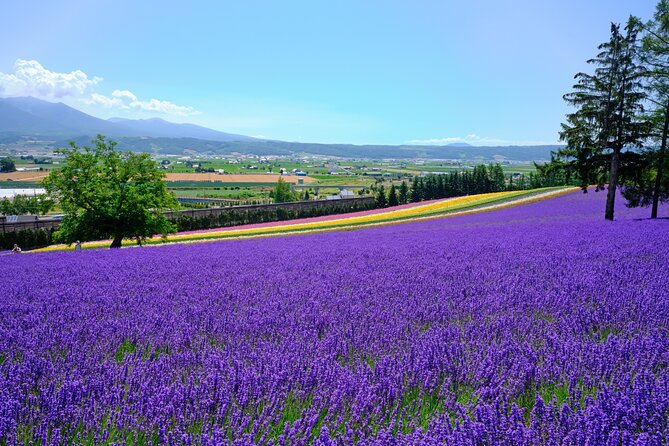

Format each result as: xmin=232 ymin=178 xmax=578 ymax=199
xmin=0 ymin=0 xmax=658 ymax=145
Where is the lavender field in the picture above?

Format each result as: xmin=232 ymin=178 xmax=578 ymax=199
xmin=1 ymin=191 xmax=668 ymax=445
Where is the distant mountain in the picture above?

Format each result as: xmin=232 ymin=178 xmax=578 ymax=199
xmin=0 ymin=96 xmax=258 ymax=142
xmin=0 ymin=100 xmax=62 ymax=134
xmin=76 ymin=137 xmax=558 ymax=161
xmin=446 ymin=142 xmax=473 ymax=147
xmin=107 ymin=117 xmax=257 ymax=142
xmin=0 ymin=96 xmax=560 ymax=161
xmin=0 ymin=96 xmax=129 ymax=136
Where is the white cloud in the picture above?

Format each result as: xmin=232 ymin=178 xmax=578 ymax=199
xmin=129 ymin=98 xmax=197 ymax=116
xmin=112 ymin=89 xmax=137 ymax=101
xmin=406 ymin=133 xmax=556 ymax=146
xmin=0 ymin=59 xmax=198 ymax=117
xmin=88 ymin=92 xmax=126 ymax=108
xmin=0 ymin=59 xmax=101 ymax=98
xmin=86 ymin=91 xmax=197 ymax=116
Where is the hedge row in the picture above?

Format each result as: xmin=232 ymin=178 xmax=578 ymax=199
xmin=172 ymin=199 xmax=376 ymax=232
xmin=0 ymin=228 xmax=55 ymax=251
xmin=3 ymin=199 xmax=376 ymax=250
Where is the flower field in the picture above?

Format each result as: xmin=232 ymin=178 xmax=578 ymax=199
xmin=34 ymin=187 xmax=573 ymax=252
xmin=1 ymin=190 xmax=668 ymax=444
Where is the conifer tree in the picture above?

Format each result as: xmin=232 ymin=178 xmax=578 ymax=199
xmin=410 ymin=177 xmax=422 ymax=202
xmin=375 ymin=185 xmax=387 ymax=207
xmin=270 ymin=177 xmax=296 ymax=203
xmin=398 ymin=181 xmax=409 ymax=204
xmin=387 ymin=184 xmax=399 ymax=207
xmin=622 ymin=6 xmax=669 ymax=217
xmin=560 ymin=19 xmax=650 ymax=220
xmin=490 ymin=164 xmax=506 ymax=192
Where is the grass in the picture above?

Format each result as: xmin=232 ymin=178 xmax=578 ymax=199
xmin=309 ymin=175 xmax=376 ymax=186
xmin=0 ymin=181 xmax=44 ymax=189
xmin=166 ymin=181 xmax=277 ymax=188
xmin=114 ymin=339 xmax=137 ymax=362
xmin=515 ymin=379 xmax=598 ymax=424
xmin=172 ymin=188 xmax=267 ymax=199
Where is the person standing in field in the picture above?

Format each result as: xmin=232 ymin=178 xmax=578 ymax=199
xmin=74 ymin=240 xmax=82 ymax=251
xmin=11 ymin=244 xmax=21 ymax=254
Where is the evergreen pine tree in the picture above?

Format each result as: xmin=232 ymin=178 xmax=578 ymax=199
xmin=490 ymin=164 xmax=506 ymax=192
xmin=375 ymin=185 xmax=387 ymax=207
xmin=560 ymin=19 xmax=650 ymax=220
xmin=436 ymin=174 xmax=446 ymax=198
xmin=622 ymin=8 xmax=669 ymax=217
xmin=398 ymin=181 xmax=409 ymax=204
xmin=411 ymin=176 xmax=422 ymax=202
xmin=387 ymin=184 xmax=399 ymax=207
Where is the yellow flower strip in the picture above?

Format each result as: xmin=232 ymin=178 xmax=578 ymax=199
xmin=160 ymin=187 xmax=574 ymax=244
xmin=160 ymin=190 xmax=525 ymax=242
xmin=33 ymin=187 xmax=575 ymax=252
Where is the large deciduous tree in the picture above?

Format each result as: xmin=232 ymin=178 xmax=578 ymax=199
xmin=559 ymin=19 xmax=650 ymax=220
xmin=44 ymin=135 xmax=178 ymax=248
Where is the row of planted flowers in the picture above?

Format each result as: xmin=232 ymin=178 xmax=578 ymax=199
xmin=34 ymin=187 xmax=575 ymax=252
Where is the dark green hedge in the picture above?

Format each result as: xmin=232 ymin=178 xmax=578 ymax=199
xmin=172 ymin=200 xmax=376 ymax=232
xmin=0 ymin=228 xmax=54 ymax=251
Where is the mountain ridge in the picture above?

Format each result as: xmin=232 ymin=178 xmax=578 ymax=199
xmin=0 ymin=96 xmax=259 ymax=142
xmin=0 ymin=96 xmax=560 ymax=161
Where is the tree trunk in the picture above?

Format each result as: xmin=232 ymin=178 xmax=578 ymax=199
xmin=652 ymin=103 xmax=669 ymax=219
xmin=605 ymin=148 xmax=620 ymax=221
xmin=110 ymin=236 xmax=123 ymax=249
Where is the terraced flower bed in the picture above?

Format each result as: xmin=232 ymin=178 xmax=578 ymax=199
xmin=35 ymin=187 xmax=574 ymax=251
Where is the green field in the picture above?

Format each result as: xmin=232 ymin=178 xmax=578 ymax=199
xmin=0 ymin=181 xmax=44 ymax=189
xmin=2 ymin=155 xmax=540 ymax=207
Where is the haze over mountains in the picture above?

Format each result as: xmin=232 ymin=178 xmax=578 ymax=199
xmin=0 ymin=96 xmax=560 ymax=161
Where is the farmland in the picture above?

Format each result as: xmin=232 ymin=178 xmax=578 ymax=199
xmin=1 ymin=190 xmax=668 ymax=444
xmin=0 ymin=171 xmax=314 ymax=184
xmin=0 ymin=170 xmax=318 ymax=207
xmin=1 ymin=154 xmax=543 ymax=207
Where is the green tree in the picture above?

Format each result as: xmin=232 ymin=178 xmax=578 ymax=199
xmin=387 ymin=184 xmax=399 ymax=207
xmin=43 ymin=135 xmax=178 ymax=248
xmin=410 ymin=176 xmax=422 ymax=202
xmin=375 ymin=185 xmax=387 ymax=207
xmin=0 ymin=158 xmax=16 ymax=173
xmin=489 ymin=164 xmax=507 ymax=192
xmin=398 ymin=181 xmax=409 ymax=204
xmin=270 ymin=177 xmax=296 ymax=203
xmin=560 ymin=19 xmax=650 ymax=220
xmin=622 ymin=6 xmax=669 ymax=217
xmin=0 ymin=194 xmax=54 ymax=215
